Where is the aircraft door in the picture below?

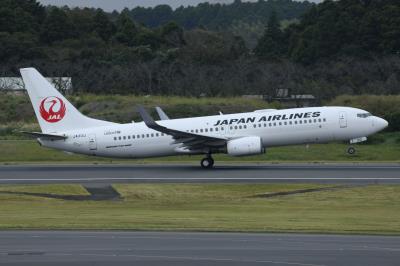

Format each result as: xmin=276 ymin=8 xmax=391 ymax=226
xmin=88 ymin=133 xmax=97 ymax=150
xmin=339 ymin=111 xmax=347 ymax=128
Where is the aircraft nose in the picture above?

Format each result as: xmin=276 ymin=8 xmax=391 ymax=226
xmin=375 ymin=117 xmax=388 ymax=130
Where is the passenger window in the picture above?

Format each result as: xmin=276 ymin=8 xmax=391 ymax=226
xmin=200 ymin=129 xmax=203 ymax=133
xmin=273 ymin=123 xmax=276 ymax=126
xmin=279 ymin=122 xmax=282 ymax=126
xmin=253 ymin=124 xmax=256 ymax=128
xmin=137 ymin=135 xmax=140 ymax=138
xmin=156 ymin=133 xmax=159 ymax=137
xmin=205 ymin=129 xmax=208 ymax=132
xmin=114 ymin=137 xmax=117 ymax=141
xmin=210 ymin=128 xmax=213 ymax=132
xmin=123 ymin=136 xmax=126 ymax=140
xmin=146 ymin=134 xmax=150 ymax=138
xmin=234 ymin=126 xmax=237 ymax=130
xmin=304 ymin=120 xmax=307 ymax=124
xmin=190 ymin=130 xmax=194 ymax=133
xmin=284 ymin=122 xmax=287 ymax=125
xmin=221 ymin=127 xmax=224 ymax=130
xmin=269 ymin=123 xmax=272 ymax=127
xmin=318 ymin=119 xmax=322 ymax=122
xmin=299 ymin=121 xmax=302 ymax=124
xmin=239 ymin=125 xmax=242 ymax=129
xmin=215 ymin=128 xmax=218 ymax=131
xmin=128 ymin=136 xmax=131 ymax=139
xmin=142 ymin=134 xmax=145 ymax=138
xmin=132 ymin=135 xmax=135 ymax=139
xmin=230 ymin=126 xmax=233 ymax=130
xmin=323 ymin=118 xmax=327 ymax=122
xmin=309 ymin=119 xmax=312 ymax=123
xmin=314 ymin=119 xmax=317 ymax=123
xmin=244 ymin=125 xmax=247 ymax=129
xmin=151 ymin=133 xmax=154 ymax=137
xmin=295 ymin=121 xmax=297 ymax=124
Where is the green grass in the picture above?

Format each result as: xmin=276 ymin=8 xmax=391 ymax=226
xmin=0 ymin=184 xmax=399 ymax=234
xmin=0 ymin=94 xmax=274 ymax=127
xmin=1 ymin=132 xmax=399 ymax=163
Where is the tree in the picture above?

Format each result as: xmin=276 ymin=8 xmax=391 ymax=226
xmin=160 ymin=22 xmax=185 ymax=47
xmin=93 ymin=9 xmax=115 ymax=41
xmin=115 ymin=12 xmax=138 ymax=46
xmin=41 ymin=7 xmax=75 ymax=44
xmin=254 ymin=11 xmax=285 ymax=60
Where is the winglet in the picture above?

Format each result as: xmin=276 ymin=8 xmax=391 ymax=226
xmin=137 ymin=105 xmax=159 ymax=129
xmin=155 ymin=106 xmax=170 ymax=120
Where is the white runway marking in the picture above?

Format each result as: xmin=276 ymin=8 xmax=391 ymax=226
xmin=0 ymin=177 xmax=400 ymax=181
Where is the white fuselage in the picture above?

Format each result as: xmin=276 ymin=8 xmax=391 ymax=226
xmin=40 ymin=106 xmax=388 ymax=159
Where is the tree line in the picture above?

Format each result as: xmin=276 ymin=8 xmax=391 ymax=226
xmin=121 ymin=0 xmax=312 ymax=29
xmin=255 ymin=0 xmax=400 ymax=63
xmin=0 ymin=0 xmax=399 ymax=100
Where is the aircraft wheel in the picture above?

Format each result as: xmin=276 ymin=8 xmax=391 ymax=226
xmin=201 ymin=157 xmax=214 ymax=169
xmin=347 ymin=147 xmax=356 ymax=155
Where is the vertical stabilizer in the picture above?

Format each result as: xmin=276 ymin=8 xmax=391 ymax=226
xmin=20 ymin=68 xmax=115 ymax=133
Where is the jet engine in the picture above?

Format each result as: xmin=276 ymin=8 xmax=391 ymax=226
xmin=227 ymin=136 xmax=264 ymax=156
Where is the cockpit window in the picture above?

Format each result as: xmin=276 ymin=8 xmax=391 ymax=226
xmin=357 ymin=113 xmax=372 ymax=118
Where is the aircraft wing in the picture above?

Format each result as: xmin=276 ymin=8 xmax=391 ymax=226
xmin=137 ymin=106 xmax=227 ymax=151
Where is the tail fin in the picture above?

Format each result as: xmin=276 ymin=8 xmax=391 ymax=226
xmin=20 ymin=68 xmax=115 ymax=133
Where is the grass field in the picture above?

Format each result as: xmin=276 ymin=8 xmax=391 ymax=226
xmin=1 ymin=132 xmax=399 ymax=163
xmin=0 ymin=184 xmax=399 ymax=234
xmin=0 ymin=94 xmax=273 ymax=129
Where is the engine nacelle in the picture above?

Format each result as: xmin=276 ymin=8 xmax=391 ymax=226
xmin=227 ymin=136 xmax=264 ymax=156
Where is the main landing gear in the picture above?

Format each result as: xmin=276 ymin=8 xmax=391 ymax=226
xmin=201 ymin=155 xmax=214 ymax=169
xmin=347 ymin=146 xmax=356 ymax=155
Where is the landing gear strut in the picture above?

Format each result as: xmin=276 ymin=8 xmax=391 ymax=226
xmin=201 ymin=155 xmax=214 ymax=169
xmin=347 ymin=146 xmax=356 ymax=155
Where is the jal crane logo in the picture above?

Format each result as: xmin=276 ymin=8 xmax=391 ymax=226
xmin=39 ymin=96 xmax=66 ymax=123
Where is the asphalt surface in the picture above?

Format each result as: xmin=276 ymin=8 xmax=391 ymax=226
xmin=1 ymin=231 xmax=399 ymax=266
xmin=0 ymin=163 xmax=399 ymax=184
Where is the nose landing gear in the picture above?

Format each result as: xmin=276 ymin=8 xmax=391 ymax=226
xmin=201 ymin=155 xmax=214 ymax=169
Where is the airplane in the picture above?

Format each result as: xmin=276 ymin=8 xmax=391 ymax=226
xmin=20 ymin=68 xmax=388 ymax=168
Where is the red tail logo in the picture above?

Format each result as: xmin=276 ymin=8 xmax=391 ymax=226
xmin=39 ymin=96 xmax=66 ymax=123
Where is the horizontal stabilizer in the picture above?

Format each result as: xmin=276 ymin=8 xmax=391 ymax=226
xmin=21 ymin=131 xmax=67 ymax=140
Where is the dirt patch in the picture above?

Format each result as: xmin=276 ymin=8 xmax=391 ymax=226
xmin=253 ymin=185 xmax=361 ymax=198
xmin=0 ymin=185 xmax=121 ymax=201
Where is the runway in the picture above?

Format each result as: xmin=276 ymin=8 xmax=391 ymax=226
xmin=0 ymin=163 xmax=399 ymax=184
xmin=1 ymin=231 xmax=399 ymax=266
